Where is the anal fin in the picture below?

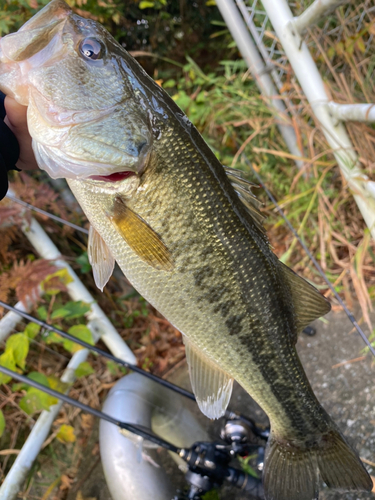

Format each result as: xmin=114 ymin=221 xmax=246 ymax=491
xmin=183 ymin=337 xmax=233 ymax=419
xmin=88 ymin=225 xmax=115 ymax=292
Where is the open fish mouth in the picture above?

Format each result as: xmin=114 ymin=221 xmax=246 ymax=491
xmin=89 ymin=171 xmax=136 ymax=182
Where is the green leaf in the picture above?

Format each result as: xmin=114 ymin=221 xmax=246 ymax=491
xmin=56 ymin=424 xmax=76 ymax=443
xmin=75 ymin=252 xmax=91 ymax=274
xmin=41 ymin=268 xmax=73 ymax=295
xmin=163 ymin=79 xmax=176 ymax=88
xmin=27 ymin=371 xmax=50 ymax=387
xmin=24 ymin=323 xmax=41 ymax=339
xmin=51 ymin=301 xmax=91 ymax=320
xmin=19 ymin=388 xmax=58 ymax=415
xmin=0 ymin=409 xmax=5 ymax=438
xmin=6 ymin=333 xmax=29 ymax=369
xmin=139 ymin=1 xmax=155 ymax=8
xmin=238 ymin=455 xmax=259 ymax=478
xmin=0 ymin=350 xmax=17 ymax=385
xmin=45 ymin=331 xmax=64 ymax=345
xmin=63 ymin=324 xmax=93 ymax=353
xmin=12 ymin=382 xmax=25 ymax=392
xmin=75 ymin=362 xmax=94 ymax=378
xmin=47 ymin=376 xmax=70 ymax=393
xmin=37 ymin=306 xmax=48 ymax=321
xmin=106 ymin=360 xmax=119 ymax=376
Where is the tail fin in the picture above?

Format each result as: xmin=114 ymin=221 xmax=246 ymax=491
xmin=263 ymin=430 xmax=372 ymax=500
xmin=316 ymin=430 xmax=372 ymax=492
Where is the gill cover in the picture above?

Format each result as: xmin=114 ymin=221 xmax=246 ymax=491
xmin=0 ymin=0 xmax=153 ymax=180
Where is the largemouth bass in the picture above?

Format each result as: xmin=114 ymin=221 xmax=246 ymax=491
xmin=0 ymin=2 xmax=372 ymax=498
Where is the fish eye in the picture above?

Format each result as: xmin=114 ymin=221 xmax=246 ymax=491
xmin=79 ymin=37 xmax=105 ymax=60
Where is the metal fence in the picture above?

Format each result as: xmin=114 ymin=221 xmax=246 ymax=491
xmin=216 ymin=0 xmax=375 ymax=238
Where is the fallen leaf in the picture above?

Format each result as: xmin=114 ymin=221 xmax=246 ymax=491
xmin=56 ymin=424 xmax=76 ymax=444
xmin=76 ymin=491 xmax=97 ymax=500
xmin=60 ymin=474 xmax=73 ymax=491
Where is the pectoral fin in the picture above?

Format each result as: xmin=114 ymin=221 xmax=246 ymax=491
xmin=183 ymin=337 xmax=233 ymax=419
xmin=110 ymin=197 xmax=174 ymax=271
xmin=280 ymin=262 xmax=331 ymax=338
xmin=88 ymin=225 xmax=115 ymax=292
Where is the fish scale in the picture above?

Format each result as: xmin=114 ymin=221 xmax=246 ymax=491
xmin=0 ymin=1 xmax=371 ymax=498
xmin=70 ymin=120 xmax=329 ymax=440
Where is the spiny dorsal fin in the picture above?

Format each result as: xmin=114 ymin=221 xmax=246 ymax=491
xmin=183 ymin=336 xmax=233 ymax=419
xmin=224 ymin=166 xmax=267 ymax=237
xmin=87 ymin=225 xmax=115 ymax=292
xmin=109 ymin=197 xmax=174 ymax=272
xmin=280 ymin=262 xmax=331 ymax=337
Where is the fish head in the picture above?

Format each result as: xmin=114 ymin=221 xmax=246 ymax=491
xmin=0 ymin=0 xmax=153 ymax=180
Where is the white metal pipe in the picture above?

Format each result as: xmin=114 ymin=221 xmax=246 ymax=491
xmin=291 ymin=0 xmax=347 ymax=35
xmin=328 ymin=101 xmax=375 ymax=123
xmin=215 ymin=0 xmax=304 ymax=169
xmin=0 ymin=346 xmax=90 ymax=500
xmin=261 ymin=0 xmax=375 ymax=238
xmin=20 ymin=217 xmax=135 ymax=364
xmin=0 ymin=203 xmax=136 ymax=499
xmin=0 ymin=300 xmax=32 ymax=343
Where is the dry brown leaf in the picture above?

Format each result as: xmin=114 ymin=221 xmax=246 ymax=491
xmin=0 ymin=259 xmax=58 ymax=312
xmin=76 ymin=492 xmax=97 ymax=500
xmin=80 ymin=414 xmax=94 ymax=432
xmin=16 ymin=260 xmax=59 ymax=306
xmin=0 ymin=226 xmax=20 ymax=264
xmin=59 ymin=474 xmax=73 ymax=491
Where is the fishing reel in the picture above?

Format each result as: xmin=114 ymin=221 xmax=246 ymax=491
xmin=173 ymin=414 xmax=269 ymax=500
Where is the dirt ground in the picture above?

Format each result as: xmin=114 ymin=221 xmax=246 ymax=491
xmin=62 ymin=306 xmax=375 ymax=500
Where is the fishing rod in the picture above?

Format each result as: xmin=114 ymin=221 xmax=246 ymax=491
xmin=0 ymin=364 xmax=179 ymax=452
xmin=0 ymin=299 xmax=270 ymax=439
xmin=7 ymin=169 xmax=374 ymax=357
xmin=0 ymin=300 xmax=194 ymax=401
xmin=242 ymin=154 xmax=375 ymax=358
xmin=5 ymin=193 xmax=89 ymax=235
xmin=0 ymin=363 xmax=265 ymax=499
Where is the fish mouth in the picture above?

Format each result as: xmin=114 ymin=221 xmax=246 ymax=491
xmin=88 ymin=171 xmax=136 ymax=182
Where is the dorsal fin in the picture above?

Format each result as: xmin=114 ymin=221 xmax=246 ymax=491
xmin=224 ymin=166 xmax=267 ymax=237
xmin=87 ymin=225 xmax=115 ymax=292
xmin=183 ymin=336 xmax=233 ymax=419
xmin=279 ymin=262 xmax=331 ymax=339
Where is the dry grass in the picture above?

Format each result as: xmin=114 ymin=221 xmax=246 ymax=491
xmin=1 ymin=3 xmax=375 ymax=498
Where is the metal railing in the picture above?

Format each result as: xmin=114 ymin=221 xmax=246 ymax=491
xmin=216 ymin=0 xmax=375 ymax=238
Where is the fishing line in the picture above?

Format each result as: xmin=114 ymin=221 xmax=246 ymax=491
xmin=242 ymin=154 xmax=375 ymax=358
xmin=0 ymin=299 xmax=195 ymax=401
xmin=6 ymin=194 xmax=89 ymax=235
xmin=6 ymin=173 xmax=373 ymax=358
xmin=0 ymin=364 xmax=180 ymax=453
xmin=0 ymin=300 xmax=267 ymax=436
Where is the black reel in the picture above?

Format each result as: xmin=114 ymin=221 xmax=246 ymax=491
xmin=173 ymin=415 xmax=269 ymax=500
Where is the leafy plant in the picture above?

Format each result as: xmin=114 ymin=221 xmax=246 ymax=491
xmin=0 ymin=409 xmax=5 ymax=438
xmin=56 ymin=424 xmax=76 ymax=444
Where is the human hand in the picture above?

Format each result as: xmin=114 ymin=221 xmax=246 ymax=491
xmin=4 ymin=96 xmax=39 ymax=171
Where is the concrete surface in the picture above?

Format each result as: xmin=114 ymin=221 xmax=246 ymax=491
xmin=67 ymin=307 xmax=375 ymax=499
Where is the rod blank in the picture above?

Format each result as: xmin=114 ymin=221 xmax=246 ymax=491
xmin=0 ymin=365 xmax=180 ymax=454
xmin=0 ymin=300 xmax=195 ymax=402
